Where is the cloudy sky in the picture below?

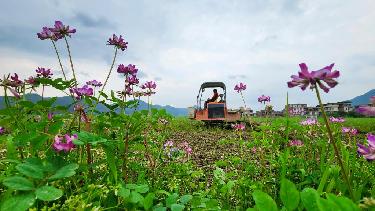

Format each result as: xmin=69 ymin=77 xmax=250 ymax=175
xmin=0 ymin=0 xmax=374 ymax=110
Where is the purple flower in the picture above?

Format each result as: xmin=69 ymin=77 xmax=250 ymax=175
xmin=356 ymin=106 xmax=375 ymax=117
xmin=234 ymin=82 xmax=246 ymax=93
xmin=36 ymin=67 xmax=53 ymax=78
xmin=287 ymin=63 xmax=340 ymax=93
xmin=300 ymin=118 xmax=317 ymax=126
xmin=70 ymin=85 xmax=93 ymax=99
xmin=232 ymin=123 xmax=246 ymax=131
xmin=37 ymin=27 xmax=61 ymax=41
xmin=49 ymin=21 xmax=76 ymax=38
xmin=357 ymin=134 xmax=375 ymax=161
xmin=107 ymin=34 xmax=128 ymax=51
xmin=329 ymin=116 xmax=345 ymax=123
xmin=53 ymin=134 xmax=77 ymax=152
xmin=86 ymin=80 xmax=103 ymax=87
xmin=10 ymin=73 xmax=23 ymax=87
xmin=258 ymin=95 xmax=271 ymax=103
xmin=0 ymin=126 xmax=5 ymax=135
xmin=141 ymin=81 xmax=157 ymax=90
xmin=48 ymin=112 xmax=54 ymax=121
xmin=117 ymin=64 xmax=138 ymax=76
xmin=126 ymin=75 xmax=139 ymax=85
xmin=288 ymin=140 xmax=304 ymax=147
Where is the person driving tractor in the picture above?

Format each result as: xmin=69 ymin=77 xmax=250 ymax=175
xmin=204 ymin=89 xmax=219 ymax=108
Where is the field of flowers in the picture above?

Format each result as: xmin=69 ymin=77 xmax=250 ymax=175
xmin=1 ymin=20 xmax=375 ymax=210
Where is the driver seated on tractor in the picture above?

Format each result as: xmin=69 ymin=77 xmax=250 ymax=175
xmin=204 ymin=89 xmax=219 ymax=109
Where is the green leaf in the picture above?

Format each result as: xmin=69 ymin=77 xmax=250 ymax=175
xmin=0 ymin=192 xmax=35 ymax=211
xmin=252 ymin=190 xmax=278 ymax=211
xmin=135 ymin=184 xmax=149 ymax=193
xmin=317 ymin=198 xmax=339 ymax=211
xmin=171 ymin=204 xmax=185 ymax=211
xmin=301 ymin=188 xmax=319 ymax=211
xmin=3 ymin=176 xmax=34 ymax=190
xmin=118 ymin=187 xmax=130 ymax=199
xmin=326 ymin=194 xmax=359 ymax=211
xmin=129 ymin=191 xmax=144 ymax=204
xmin=16 ymin=163 xmax=44 ymax=179
xmin=48 ymin=163 xmax=79 ymax=180
xmin=166 ymin=193 xmax=179 ymax=208
xmin=280 ymin=179 xmax=300 ymax=211
xmin=153 ymin=207 xmax=167 ymax=211
xmin=143 ymin=192 xmax=155 ymax=210
xmin=35 ymin=186 xmax=63 ymax=201
xmin=179 ymin=194 xmax=193 ymax=205
xmin=125 ymin=184 xmax=138 ymax=189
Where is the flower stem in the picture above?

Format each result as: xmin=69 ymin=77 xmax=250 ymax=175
xmin=41 ymin=85 xmax=45 ymax=101
xmin=240 ymin=91 xmax=247 ymax=109
xmin=100 ymin=48 xmax=118 ymax=97
xmin=315 ymin=86 xmax=354 ymax=200
xmin=51 ymin=40 xmax=67 ymax=80
xmin=64 ymin=37 xmax=77 ymax=87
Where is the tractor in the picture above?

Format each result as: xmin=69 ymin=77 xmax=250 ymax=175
xmin=188 ymin=82 xmax=242 ymax=123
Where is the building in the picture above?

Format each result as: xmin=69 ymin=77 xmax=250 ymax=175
xmin=288 ymin=104 xmax=307 ymax=116
xmin=320 ymin=101 xmax=353 ymax=114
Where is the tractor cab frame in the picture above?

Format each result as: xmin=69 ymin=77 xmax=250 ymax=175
xmin=191 ymin=82 xmax=241 ymax=123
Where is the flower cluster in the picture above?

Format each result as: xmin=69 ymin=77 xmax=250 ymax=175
xmin=329 ymin=116 xmax=345 ymax=123
xmin=117 ymin=64 xmax=138 ymax=76
xmin=288 ymin=140 xmax=304 ymax=147
xmin=37 ymin=21 xmax=76 ymax=41
xmin=357 ymin=134 xmax=375 ymax=161
xmin=234 ymin=82 xmax=246 ymax=93
xmin=179 ymin=141 xmax=192 ymax=156
xmin=300 ymin=118 xmax=317 ymax=126
xmin=36 ymin=67 xmax=53 ymax=78
xmin=141 ymin=81 xmax=157 ymax=96
xmin=107 ymin=34 xmax=128 ymax=51
xmin=342 ymin=127 xmax=358 ymax=136
xmin=232 ymin=123 xmax=246 ymax=131
xmin=163 ymin=140 xmax=179 ymax=159
xmin=70 ymin=85 xmax=93 ymax=99
xmin=287 ymin=63 xmax=340 ymax=93
xmin=258 ymin=95 xmax=271 ymax=103
xmin=86 ymin=80 xmax=103 ymax=87
xmin=0 ymin=126 xmax=5 ymax=135
xmin=53 ymin=134 xmax=77 ymax=152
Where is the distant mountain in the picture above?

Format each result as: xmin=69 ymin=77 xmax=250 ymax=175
xmin=349 ymin=89 xmax=375 ymax=106
xmin=0 ymin=94 xmax=188 ymax=116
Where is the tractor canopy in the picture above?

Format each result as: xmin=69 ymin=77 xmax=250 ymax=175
xmin=196 ymin=82 xmax=227 ymax=109
xmin=199 ymin=82 xmax=226 ymax=90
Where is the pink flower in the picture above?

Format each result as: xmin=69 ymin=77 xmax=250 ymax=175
xmin=107 ymin=34 xmax=128 ymax=51
xmin=0 ymin=126 xmax=5 ymax=135
xmin=53 ymin=134 xmax=77 ymax=152
xmin=179 ymin=141 xmax=192 ymax=156
xmin=258 ymin=95 xmax=271 ymax=103
xmin=126 ymin=75 xmax=139 ymax=85
xmin=141 ymin=81 xmax=157 ymax=89
xmin=164 ymin=140 xmax=174 ymax=148
xmin=300 ymin=118 xmax=317 ymax=126
xmin=288 ymin=140 xmax=304 ymax=147
xmin=232 ymin=123 xmax=246 ymax=131
xmin=234 ymin=82 xmax=246 ymax=93
xmin=25 ymin=76 xmax=37 ymax=85
xmin=287 ymin=63 xmax=340 ymax=93
xmin=329 ymin=117 xmax=345 ymax=123
xmin=357 ymin=134 xmax=375 ymax=161
xmin=9 ymin=73 xmax=23 ymax=87
xmin=342 ymin=127 xmax=358 ymax=136
xmin=251 ymin=147 xmax=257 ymax=153
xmin=356 ymin=97 xmax=375 ymax=117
